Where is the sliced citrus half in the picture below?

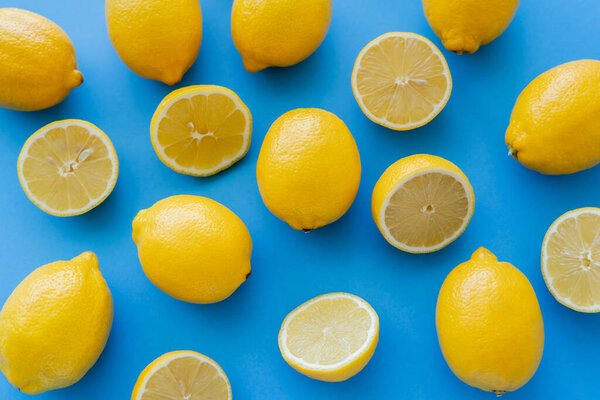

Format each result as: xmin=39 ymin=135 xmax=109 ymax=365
xmin=351 ymin=32 xmax=452 ymax=130
xmin=17 ymin=119 xmax=118 ymax=217
xmin=150 ymin=85 xmax=252 ymax=177
xmin=278 ymin=292 xmax=379 ymax=382
xmin=131 ymin=351 xmax=232 ymax=400
xmin=371 ymin=154 xmax=474 ymax=253
xmin=542 ymin=207 xmax=600 ymax=313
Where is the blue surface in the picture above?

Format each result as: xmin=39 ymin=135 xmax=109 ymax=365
xmin=1 ymin=0 xmax=599 ymax=398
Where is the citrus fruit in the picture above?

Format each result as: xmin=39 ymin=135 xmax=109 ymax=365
xmin=351 ymin=32 xmax=451 ymax=130
xmin=506 ymin=59 xmax=600 ymax=174
xmin=150 ymin=85 xmax=252 ymax=177
xmin=132 ymin=195 xmax=252 ymax=304
xmin=0 ymin=252 xmax=113 ymax=395
xmin=423 ymin=0 xmax=520 ymax=54
xmin=436 ymin=247 xmax=544 ymax=395
xmin=256 ymin=108 xmax=361 ymax=230
xmin=0 ymin=8 xmax=82 ymax=111
xmin=231 ymin=0 xmax=332 ymax=72
xmin=542 ymin=207 xmax=600 ymax=312
xmin=131 ymin=351 xmax=231 ymax=400
xmin=278 ymin=293 xmax=379 ymax=382
xmin=371 ymin=154 xmax=474 ymax=253
xmin=17 ymin=119 xmax=119 ymax=217
xmin=106 ymin=0 xmax=202 ymax=85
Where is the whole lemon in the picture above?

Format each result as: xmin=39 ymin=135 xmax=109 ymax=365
xmin=106 ymin=0 xmax=202 ymax=85
xmin=231 ymin=0 xmax=332 ymax=72
xmin=436 ymin=248 xmax=544 ymax=395
xmin=506 ymin=60 xmax=600 ymax=175
xmin=256 ymin=108 xmax=361 ymax=230
xmin=0 ymin=8 xmax=83 ymax=111
xmin=0 ymin=252 xmax=113 ymax=395
xmin=423 ymin=0 xmax=519 ymax=54
xmin=132 ymin=195 xmax=252 ymax=304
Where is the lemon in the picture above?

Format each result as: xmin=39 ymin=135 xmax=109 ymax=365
xmin=351 ymin=32 xmax=452 ymax=131
xmin=256 ymin=108 xmax=361 ymax=230
xmin=231 ymin=0 xmax=332 ymax=72
xmin=150 ymin=85 xmax=252 ymax=177
xmin=0 ymin=252 xmax=113 ymax=395
xmin=0 ymin=8 xmax=82 ymax=111
xmin=542 ymin=208 xmax=600 ymax=312
xmin=106 ymin=0 xmax=202 ymax=85
xmin=278 ymin=293 xmax=379 ymax=382
xmin=131 ymin=351 xmax=231 ymax=400
xmin=506 ymin=60 xmax=600 ymax=175
xmin=132 ymin=195 xmax=252 ymax=304
xmin=436 ymin=248 xmax=544 ymax=394
xmin=423 ymin=0 xmax=520 ymax=54
xmin=17 ymin=119 xmax=119 ymax=217
xmin=371 ymin=154 xmax=474 ymax=253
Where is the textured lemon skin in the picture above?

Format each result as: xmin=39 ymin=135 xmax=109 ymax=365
xmin=506 ymin=60 xmax=600 ymax=175
xmin=231 ymin=0 xmax=332 ymax=72
xmin=0 ymin=252 xmax=113 ymax=395
xmin=423 ymin=0 xmax=519 ymax=54
xmin=256 ymin=109 xmax=361 ymax=230
xmin=132 ymin=195 xmax=252 ymax=304
xmin=436 ymin=248 xmax=544 ymax=394
xmin=106 ymin=0 xmax=202 ymax=85
xmin=0 ymin=8 xmax=82 ymax=111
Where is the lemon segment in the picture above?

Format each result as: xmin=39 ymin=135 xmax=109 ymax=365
xmin=542 ymin=207 xmax=600 ymax=312
xmin=278 ymin=293 xmax=379 ymax=382
xmin=151 ymin=85 xmax=252 ymax=176
xmin=17 ymin=120 xmax=118 ymax=217
xmin=131 ymin=351 xmax=231 ymax=400
xmin=351 ymin=32 xmax=452 ymax=130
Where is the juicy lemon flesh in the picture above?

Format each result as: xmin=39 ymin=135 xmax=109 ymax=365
xmin=19 ymin=123 xmax=117 ymax=215
xmin=544 ymin=210 xmax=600 ymax=311
xmin=384 ymin=172 xmax=470 ymax=250
xmin=353 ymin=33 xmax=451 ymax=129
xmin=139 ymin=356 xmax=230 ymax=400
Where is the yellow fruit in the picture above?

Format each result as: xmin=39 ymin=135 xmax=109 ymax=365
xmin=150 ymin=85 xmax=252 ymax=176
xmin=436 ymin=248 xmax=544 ymax=394
xmin=278 ymin=293 xmax=379 ymax=382
xmin=371 ymin=154 xmax=474 ymax=253
xmin=506 ymin=60 xmax=600 ymax=175
xmin=0 ymin=252 xmax=113 ymax=395
xmin=256 ymin=108 xmax=361 ymax=230
xmin=132 ymin=195 xmax=252 ymax=303
xmin=542 ymin=207 xmax=600 ymax=312
xmin=17 ymin=119 xmax=119 ymax=217
xmin=0 ymin=8 xmax=82 ymax=111
xmin=352 ymin=32 xmax=452 ymax=130
xmin=231 ymin=0 xmax=332 ymax=72
xmin=131 ymin=351 xmax=231 ymax=400
xmin=106 ymin=0 xmax=202 ymax=85
xmin=423 ymin=0 xmax=520 ymax=54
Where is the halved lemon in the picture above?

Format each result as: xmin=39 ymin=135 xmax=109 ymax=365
xmin=131 ymin=351 xmax=232 ymax=400
xmin=542 ymin=207 xmax=600 ymax=313
xmin=150 ymin=85 xmax=252 ymax=176
xmin=278 ymin=292 xmax=379 ymax=382
xmin=371 ymin=154 xmax=474 ymax=253
xmin=17 ymin=119 xmax=118 ymax=217
xmin=351 ymin=32 xmax=452 ymax=130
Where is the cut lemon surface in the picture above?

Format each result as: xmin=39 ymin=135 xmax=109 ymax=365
xmin=17 ymin=119 xmax=118 ymax=217
xmin=351 ymin=32 xmax=452 ymax=131
xmin=278 ymin=292 xmax=379 ymax=382
xmin=371 ymin=154 xmax=474 ymax=253
xmin=131 ymin=351 xmax=232 ymax=400
xmin=542 ymin=207 xmax=600 ymax=313
xmin=150 ymin=85 xmax=252 ymax=176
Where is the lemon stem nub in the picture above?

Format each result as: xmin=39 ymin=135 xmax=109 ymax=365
xmin=507 ymin=145 xmax=518 ymax=160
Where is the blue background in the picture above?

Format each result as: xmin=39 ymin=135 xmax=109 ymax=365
xmin=1 ymin=0 xmax=599 ymax=398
